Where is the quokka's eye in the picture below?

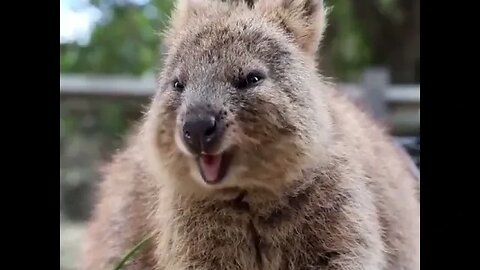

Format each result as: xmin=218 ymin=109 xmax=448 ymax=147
xmin=236 ymin=71 xmax=265 ymax=89
xmin=173 ymin=79 xmax=185 ymax=92
xmin=246 ymin=73 xmax=263 ymax=85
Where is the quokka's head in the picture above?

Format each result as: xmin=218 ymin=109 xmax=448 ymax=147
xmin=145 ymin=0 xmax=333 ymax=197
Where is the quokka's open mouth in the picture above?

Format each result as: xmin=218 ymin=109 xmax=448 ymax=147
xmin=196 ymin=152 xmax=233 ymax=184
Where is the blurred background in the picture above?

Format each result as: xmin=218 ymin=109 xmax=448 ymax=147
xmin=60 ymin=0 xmax=420 ymax=269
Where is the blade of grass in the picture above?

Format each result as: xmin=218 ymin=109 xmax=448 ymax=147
xmin=113 ymin=234 xmax=154 ymax=270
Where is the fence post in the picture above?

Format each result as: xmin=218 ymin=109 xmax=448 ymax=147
xmin=361 ymin=67 xmax=389 ymax=120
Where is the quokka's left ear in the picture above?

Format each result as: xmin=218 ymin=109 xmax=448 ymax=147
xmin=255 ymin=0 xmax=329 ymax=55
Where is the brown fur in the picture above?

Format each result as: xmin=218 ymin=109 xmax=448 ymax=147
xmin=82 ymin=0 xmax=419 ymax=269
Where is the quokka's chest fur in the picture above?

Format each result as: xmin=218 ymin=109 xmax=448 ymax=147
xmin=153 ymin=163 xmax=386 ymax=270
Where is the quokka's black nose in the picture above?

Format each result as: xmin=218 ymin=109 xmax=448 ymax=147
xmin=182 ymin=110 xmax=222 ymax=154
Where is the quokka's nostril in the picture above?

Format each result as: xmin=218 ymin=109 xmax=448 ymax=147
xmin=204 ymin=120 xmax=216 ymax=137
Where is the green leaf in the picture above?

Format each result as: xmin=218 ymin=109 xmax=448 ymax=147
xmin=113 ymin=234 xmax=154 ymax=270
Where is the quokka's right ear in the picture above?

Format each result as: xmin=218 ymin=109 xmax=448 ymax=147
xmin=163 ymin=0 xmax=210 ymax=46
xmin=174 ymin=0 xmax=209 ymax=18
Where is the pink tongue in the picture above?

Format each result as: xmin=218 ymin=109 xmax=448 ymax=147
xmin=199 ymin=154 xmax=222 ymax=183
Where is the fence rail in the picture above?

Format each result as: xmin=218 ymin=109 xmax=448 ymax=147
xmin=60 ymin=69 xmax=419 ymax=135
xmin=60 ymin=74 xmax=419 ymax=103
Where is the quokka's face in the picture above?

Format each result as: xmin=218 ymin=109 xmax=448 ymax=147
xmin=148 ymin=0 xmax=329 ymax=193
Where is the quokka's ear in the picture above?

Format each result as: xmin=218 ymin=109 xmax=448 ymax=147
xmin=163 ymin=0 xmax=210 ymax=47
xmin=255 ymin=0 xmax=328 ymax=55
xmin=170 ymin=0 xmax=210 ymax=28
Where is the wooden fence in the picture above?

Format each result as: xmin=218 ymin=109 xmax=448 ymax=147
xmin=60 ymin=68 xmax=419 ymax=135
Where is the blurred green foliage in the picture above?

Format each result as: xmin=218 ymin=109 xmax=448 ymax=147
xmin=328 ymin=0 xmax=372 ymax=80
xmin=60 ymin=0 xmax=419 ymax=82
xmin=61 ymin=0 xmax=174 ymax=75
